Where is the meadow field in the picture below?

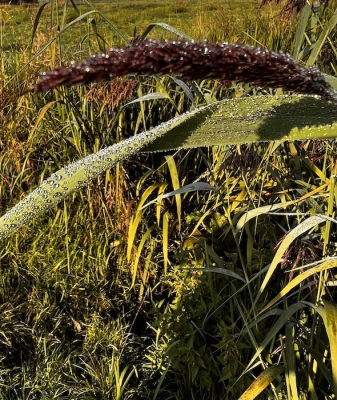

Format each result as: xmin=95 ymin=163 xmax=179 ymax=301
xmin=1 ymin=0 xmax=337 ymax=399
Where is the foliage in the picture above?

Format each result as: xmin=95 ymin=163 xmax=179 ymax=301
xmin=1 ymin=0 xmax=337 ymax=399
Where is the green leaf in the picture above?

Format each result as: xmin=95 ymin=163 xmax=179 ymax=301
xmin=1 ymin=95 xmax=337 ymax=240
xmin=169 ymin=76 xmax=196 ymax=105
xmin=285 ymin=323 xmax=299 ymax=400
xmin=127 ymin=183 xmax=161 ymax=262
xmin=145 ymin=95 xmax=337 ymax=152
xmin=163 ymin=212 xmax=169 ymax=276
xmin=141 ymin=182 xmax=215 ymax=210
xmin=293 ymin=5 xmax=311 ymax=60
xmin=196 ymin=267 xmax=246 ymax=283
xmin=30 ymin=1 xmax=49 ymax=53
xmin=323 ymin=74 xmax=337 ymax=90
xmin=245 ymin=303 xmax=309 ymax=371
xmin=306 ymin=7 xmax=337 ymax=66
xmin=131 ymin=225 xmax=156 ymax=287
xmin=165 ymin=155 xmax=181 ymax=230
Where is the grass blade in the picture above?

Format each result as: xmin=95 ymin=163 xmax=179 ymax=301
xmin=306 ymin=8 xmax=337 ymax=66
xmin=197 ymin=267 xmax=246 ymax=283
xmin=127 ymin=183 xmax=161 ymax=262
xmin=165 ymin=155 xmax=181 ymax=230
xmin=285 ymin=323 xmax=299 ymax=400
xmin=245 ymin=303 xmax=309 ymax=371
xmin=131 ymin=225 xmax=156 ymax=287
xmin=315 ymin=300 xmax=337 ymax=397
xmin=239 ymin=365 xmax=285 ymax=400
xmin=30 ymin=1 xmax=49 ymax=53
xmin=169 ymin=76 xmax=196 ymax=106
xmin=258 ymin=215 xmax=328 ymax=297
xmin=139 ymin=22 xmax=193 ymax=41
xmin=141 ymin=182 xmax=215 ymax=210
xmin=68 ymin=0 xmax=79 ymax=15
xmin=144 ymin=96 xmax=337 ymax=152
xmin=293 ymin=5 xmax=311 ymax=60
xmin=235 ymin=202 xmax=293 ymax=234
xmin=163 ymin=211 xmax=169 ymax=276
xmin=126 ymin=92 xmax=169 ymax=105
xmin=28 ymin=101 xmax=56 ymax=140
xmin=260 ymin=258 xmax=337 ymax=314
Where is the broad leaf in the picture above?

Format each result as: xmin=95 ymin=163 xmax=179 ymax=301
xmin=1 ymin=95 xmax=337 ymax=240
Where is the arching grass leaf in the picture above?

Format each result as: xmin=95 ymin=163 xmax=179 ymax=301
xmin=235 ymin=202 xmax=293 ymax=234
xmin=260 ymin=258 xmax=337 ymax=314
xmin=1 ymin=96 xmax=337 ymax=240
xmin=139 ymin=22 xmax=193 ymax=41
xmin=126 ymin=92 xmax=169 ymax=105
xmin=257 ymin=215 xmax=329 ymax=297
xmin=197 ymin=267 xmax=246 ymax=283
xmin=141 ymin=182 xmax=215 ymax=210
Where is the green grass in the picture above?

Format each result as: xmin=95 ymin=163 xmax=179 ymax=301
xmin=0 ymin=0 xmax=282 ymax=57
xmin=1 ymin=0 xmax=337 ymax=398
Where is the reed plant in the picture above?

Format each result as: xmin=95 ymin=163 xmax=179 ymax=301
xmin=1 ymin=0 xmax=337 ymax=399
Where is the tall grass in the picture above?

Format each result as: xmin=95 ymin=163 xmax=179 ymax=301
xmin=1 ymin=0 xmax=337 ymax=398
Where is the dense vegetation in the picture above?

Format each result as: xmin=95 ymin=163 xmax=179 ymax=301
xmin=1 ymin=0 xmax=337 ymax=398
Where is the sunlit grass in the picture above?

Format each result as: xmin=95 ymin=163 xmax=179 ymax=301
xmin=1 ymin=0 xmax=337 ymax=398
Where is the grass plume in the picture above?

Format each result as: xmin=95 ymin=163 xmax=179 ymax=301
xmin=28 ymin=40 xmax=337 ymax=104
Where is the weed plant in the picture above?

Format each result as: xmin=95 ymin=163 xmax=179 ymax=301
xmin=1 ymin=0 xmax=337 ymax=399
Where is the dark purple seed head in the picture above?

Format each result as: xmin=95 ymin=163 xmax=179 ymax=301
xmin=28 ymin=40 xmax=337 ymax=105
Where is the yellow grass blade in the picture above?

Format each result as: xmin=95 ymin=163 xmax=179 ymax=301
xmin=131 ymin=225 xmax=156 ymax=288
xmin=163 ymin=211 xmax=169 ymax=276
xmin=239 ymin=365 xmax=285 ymax=400
xmin=29 ymin=101 xmax=56 ymax=140
xmin=259 ymin=258 xmax=337 ymax=314
xmin=127 ymin=183 xmax=161 ymax=261
xmin=315 ymin=300 xmax=337 ymax=397
xmin=285 ymin=323 xmax=299 ymax=400
xmin=156 ymin=183 xmax=168 ymax=225
xmin=258 ymin=215 xmax=328 ymax=297
xmin=165 ymin=156 xmax=181 ymax=230
xmin=235 ymin=202 xmax=293 ymax=233
xmin=230 ymin=188 xmax=246 ymax=213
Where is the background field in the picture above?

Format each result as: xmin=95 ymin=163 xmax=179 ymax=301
xmin=1 ymin=0 xmax=270 ymax=48
xmin=1 ymin=0 xmax=337 ymax=399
